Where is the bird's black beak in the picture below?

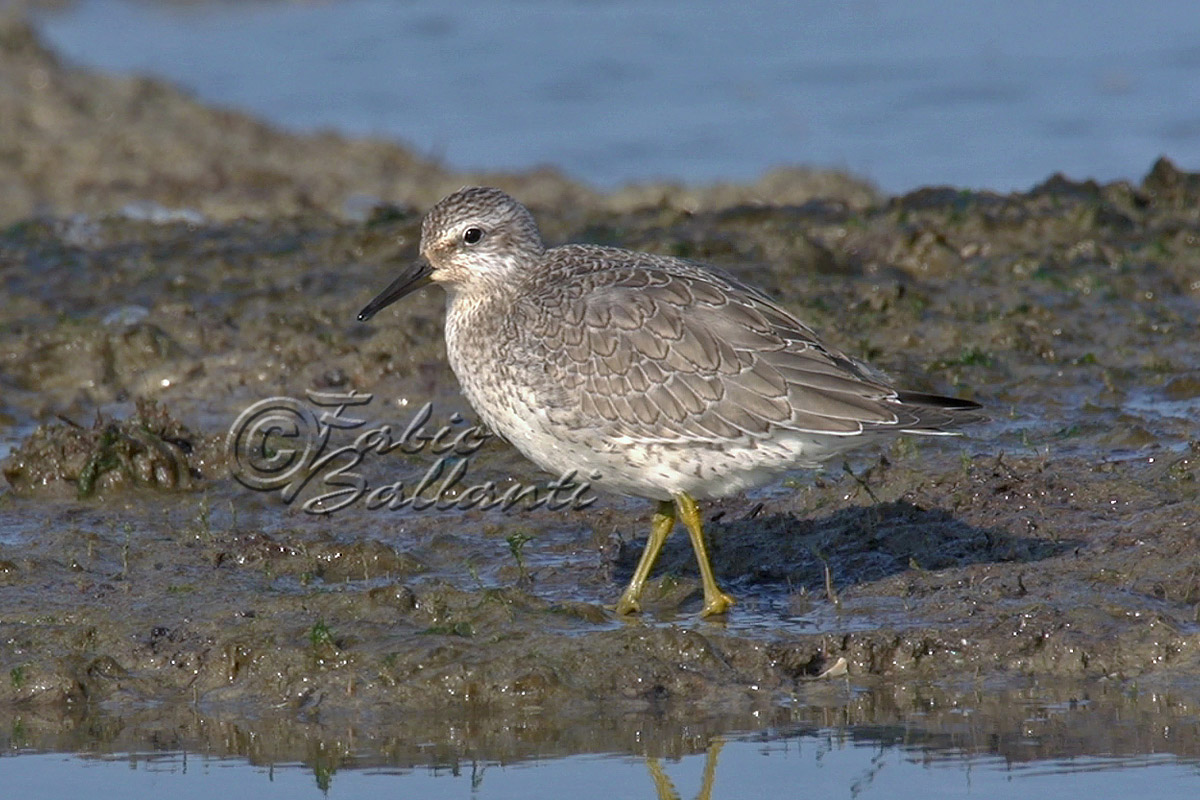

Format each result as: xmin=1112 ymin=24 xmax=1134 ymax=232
xmin=357 ymin=259 xmax=434 ymax=322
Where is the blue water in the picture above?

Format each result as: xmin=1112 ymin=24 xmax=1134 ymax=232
xmin=34 ymin=0 xmax=1200 ymax=193
xmin=5 ymin=733 xmax=1198 ymax=799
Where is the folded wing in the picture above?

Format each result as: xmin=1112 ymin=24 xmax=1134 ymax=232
xmin=520 ymin=250 xmax=978 ymax=445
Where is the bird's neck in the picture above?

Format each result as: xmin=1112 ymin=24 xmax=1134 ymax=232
xmin=443 ymin=277 xmax=517 ymax=361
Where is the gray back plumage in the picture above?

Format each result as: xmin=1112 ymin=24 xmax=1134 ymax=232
xmin=503 ymin=244 xmax=978 ymax=445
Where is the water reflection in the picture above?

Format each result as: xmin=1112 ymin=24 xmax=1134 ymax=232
xmin=647 ymin=739 xmax=722 ymax=800
xmin=3 ymin=685 xmax=1199 ymax=797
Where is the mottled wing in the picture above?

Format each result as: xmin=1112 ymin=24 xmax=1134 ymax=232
xmin=522 ymin=254 xmax=939 ymax=445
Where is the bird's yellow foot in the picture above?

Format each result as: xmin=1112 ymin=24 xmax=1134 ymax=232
xmin=699 ymin=589 xmax=735 ymax=618
xmin=614 ymin=591 xmax=642 ymax=616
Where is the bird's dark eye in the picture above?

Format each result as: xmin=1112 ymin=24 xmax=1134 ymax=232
xmin=463 ymin=227 xmax=484 ymax=245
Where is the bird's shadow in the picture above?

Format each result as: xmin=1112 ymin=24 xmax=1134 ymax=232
xmin=620 ymin=500 xmax=1076 ymax=596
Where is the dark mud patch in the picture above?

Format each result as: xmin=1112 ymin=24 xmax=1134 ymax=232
xmin=3 ymin=398 xmax=218 ymax=497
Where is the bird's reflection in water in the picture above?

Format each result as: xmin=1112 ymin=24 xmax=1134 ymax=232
xmin=647 ymin=738 xmax=724 ymax=800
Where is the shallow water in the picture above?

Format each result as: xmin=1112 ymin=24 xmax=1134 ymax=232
xmin=7 ymin=724 xmax=1199 ymax=799
xmin=34 ymin=0 xmax=1200 ymax=192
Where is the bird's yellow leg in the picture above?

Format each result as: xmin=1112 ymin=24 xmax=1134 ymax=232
xmin=645 ymin=757 xmax=675 ymax=800
xmin=644 ymin=737 xmax=725 ymax=800
xmin=698 ymin=738 xmax=725 ymax=799
xmin=675 ymin=492 xmax=735 ymax=617
xmin=615 ymin=500 xmax=676 ymax=615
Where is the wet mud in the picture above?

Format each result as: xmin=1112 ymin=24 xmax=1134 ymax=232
xmin=2 ymin=13 xmax=1200 ymax=766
